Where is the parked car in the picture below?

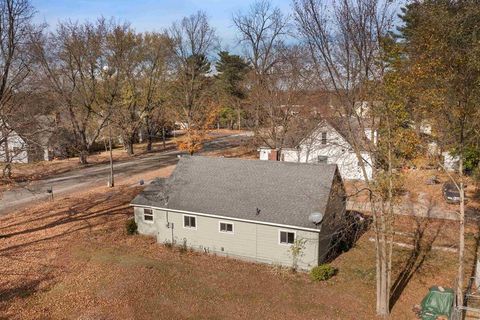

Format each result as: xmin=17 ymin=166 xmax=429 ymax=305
xmin=442 ymin=182 xmax=467 ymax=204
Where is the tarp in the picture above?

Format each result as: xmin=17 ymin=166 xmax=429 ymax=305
xmin=420 ymin=286 xmax=455 ymax=320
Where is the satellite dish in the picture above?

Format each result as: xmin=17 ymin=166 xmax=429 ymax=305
xmin=309 ymin=212 xmax=324 ymax=224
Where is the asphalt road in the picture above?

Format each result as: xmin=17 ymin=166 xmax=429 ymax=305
xmin=0 ymin=133 xmax=250 ymax=215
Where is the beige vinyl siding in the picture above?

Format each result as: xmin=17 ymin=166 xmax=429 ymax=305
xmin=134 ymin=206 xmax=320 ymax=270
xmin=255 ymin=224 xmax=319 ymax=269
xmin=134 ymin=207 xmax=160 ymax=236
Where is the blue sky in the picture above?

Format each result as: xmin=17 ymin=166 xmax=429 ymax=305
xmin=31 ymin=0 xmax=293 ymax=49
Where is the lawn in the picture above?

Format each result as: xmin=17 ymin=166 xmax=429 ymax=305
xmin=0 ymin=172 xmax=476 ymax=319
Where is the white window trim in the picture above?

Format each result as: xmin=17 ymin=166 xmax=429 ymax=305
xmin=218 ymin=221 xmax=234 ymax=234
xmin=278 ymin=229 xmax=296 ymax=245
xmin=321 ymin=131 xmax=328 ymax=144
xmin=143 ymin=208 xmax=154 ymax=224
xmin=182 ymin=214 xmax=197 ymax=230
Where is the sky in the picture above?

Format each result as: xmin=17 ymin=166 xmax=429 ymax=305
xmin=31 ymin=0 xmax=293 ymax=49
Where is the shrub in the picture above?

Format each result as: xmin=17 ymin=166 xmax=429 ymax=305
xmin=310 ymin=264 xmax=336 ymax=281
xmin=164 ymin=241 xmax=173 ymax=249
xmin=125 ymin=219 xmax=138 ymax=235
xmin=179 ymin=238 xmax=188 ymax=253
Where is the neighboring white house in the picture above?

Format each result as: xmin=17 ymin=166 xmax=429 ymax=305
xmin=0 ymin=130 xmax=29 ymax=163
xmin=0 ymin=128 xmax=51 ymax=164
xmin=260 ymin=119 xmax=374 ymax=181
xmin=442 ymin=151 xmax=460 ymax=172
xmin=131 ymin=156 xmax=347 ymax=270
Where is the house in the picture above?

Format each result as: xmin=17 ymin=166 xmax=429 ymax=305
xmin=0 ymin=129 xmax=29 ymax=163
xmin=261 ymin=118 xmax=374 ymax=181
xmin=442 ymin=151 xmax=460 ymax=172
xmin=130 ymin=156 xmax=346 ymax=270
xmin=0 ymin=128 xmax=52 ymax=164
xmin=0 ymin=116 xmax=55 ymax=164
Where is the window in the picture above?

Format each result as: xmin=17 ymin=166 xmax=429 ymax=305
xmin=219 ymin=222 xmax=234 ymax=233
xmin=279 ymin=230 xmax=295 ymax=244
xmin=143 ymin=208 xmax=153 ymax=222
xmin=317 ymin=155 xmax=328 ymax=163
xmin=183 ymin=215 xmax=196 ymax=229
xmin=321 ymin=132 xmax=327 ymax=144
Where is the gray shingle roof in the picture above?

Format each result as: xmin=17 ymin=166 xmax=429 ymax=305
xmin=131 ymin=156 xmax=338 ymax=229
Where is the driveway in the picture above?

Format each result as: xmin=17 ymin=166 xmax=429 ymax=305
xmin=0 ymin=133 xmax=251 ymax=215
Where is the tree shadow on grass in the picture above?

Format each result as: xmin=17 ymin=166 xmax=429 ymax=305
xmin=0 ymin=274 xmax=54 ymax=315
xmin=0 ymin=189 xmax=136 ymax=255
xmin=0 ymin=189 xmax=138 ymax=313
xmin=389 ymin=203 xmax=446 ymax=311
xmin=0 ymin=190 xmax=133 ymax=238
xmin=324 ymin=210 xmax=372 ymax=263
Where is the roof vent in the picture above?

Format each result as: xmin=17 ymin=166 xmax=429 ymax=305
xmin=309 ymin=212 xmax=324 ymax=224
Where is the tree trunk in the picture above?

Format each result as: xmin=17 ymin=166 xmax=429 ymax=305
xmin=237 ymin=109 xmax=241 ymax=130
xmin=108 ymin=124 xmax=114 ymax=188
xmin=457 ymin=157 xmax=465 ymax=308
xmin=126 ymin=140 xmax=134 ymax=156
xmin=79 ymin=150 xmax=88 ymax=164
xmin=146 ymin=136 xmax=153 ymax=152
xmin=2 ymin=163 xmax=11 ymax=179
xmin=78 ymin=132 xmax=89 ymax=164
xmin=2 ymin=131 xmax=12 ymax=179
xmin=162 ymin=126 xmax=166 ymax=149
xmin=145 ymin=121 xmax=154 ymax=152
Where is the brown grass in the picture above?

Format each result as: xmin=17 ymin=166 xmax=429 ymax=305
xmin=0 ymin=172 xmax=476 ymax=319
xmin=1 ymin=145 xmax=477 ymax=319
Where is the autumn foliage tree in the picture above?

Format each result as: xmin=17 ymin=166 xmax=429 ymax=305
xmin=168 ymin=12 xmax=219 ymax=155
xmin=397 ymin=0 xmax=480 ymax=307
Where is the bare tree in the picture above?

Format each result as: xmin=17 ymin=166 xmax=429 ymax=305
xmin=139 ymin=32 xmax=173 ymax=152
xmin=168 ymin=11 xmax=219 ymax=155
xmin=233 ymin=0 xmax=289 ymax=80
xmin=0 ymin=0 xmax=38 ymax=178
xmin=103 ymin=23 xmax=143 ymax=156
xmin=34 ymin=19 xmax=110 ymax=164
xmin=100 ymin=27 xmax=173 ymax=158
xmin=254 ymin=44 xmax=318 ymax=156
xmin=233 ymin=0 xmax=290 ymax=135
xmin=293 ymin=0 xmax=398 ymax=316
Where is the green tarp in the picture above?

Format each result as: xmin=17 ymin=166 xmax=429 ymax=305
xmin=419 ymin=286 xmax=454 ymax=320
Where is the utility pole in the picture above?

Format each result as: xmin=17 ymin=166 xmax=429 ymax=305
xmin=102 ymin=64 xmax=115 ymax=188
